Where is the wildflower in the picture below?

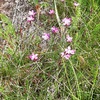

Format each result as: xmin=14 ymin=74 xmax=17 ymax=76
xmin=51 ymin=26 xmax=59 ymax=34
xmin=62 ymin=18 xmax=71 ymax=26
xmin=74 ymin=2 xmax=80 ymax=7
xmin=27 ymin=16 xmax=34 ymax=22
xmin=27 ymin=10 xmax=36 ymax=22
xmin=65 ymin=46 xmax=75 ymax=55
xmin=64 ymin=54 xmax=71 ymax=60
xmin=61 ymin=46 xmax=75 ymax=60
xmin=66 ymin=35 xmax=73 ymax=42
xmin=42 ymin=33 xmax=50 ymax=40
xmin=49 ymin=10 xmax=55 ymax=15
xmin=61 ymin=52 xmax=71 ymax=60
xmin=28 ymin=10 xmax=36 ymax=17
xmin=29 ymin=53 xmax=38 ymax=61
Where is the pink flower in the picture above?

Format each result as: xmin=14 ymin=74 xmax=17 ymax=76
xmin=29 ymin=53 xmax=38 ymax=61
xmin=27 ymin=16 xmax=34 ymax=22
xmin=61 ymin=52 xmax=71 ymax=60
xmin=64 ymin=54 xmax=71 ymax=60
xmin=49 ymin=10 xmax=55 ymax=15
xmin=61 ymin=46 xmax=76 ymax=60
xmin=65 ymin=46 xmax=75 ymax=55
xmin=42 ymin=33 xmax=50 ymax=40
xmin=66 ymin=35 xmax=73 ymax=42
xmin=28 ymin=10 xmax=36 ymax=17
xmin=62 ymin=18 xmax=71 ymax=26
xmin=51 ymin=26 xmax=59 ymax=34
xmin=74 ymin=2 xmax=80 ymax=7
xmin=61 ymin=52 xmax=65 ymax=57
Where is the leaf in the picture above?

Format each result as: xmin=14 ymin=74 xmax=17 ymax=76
xmin=93 ymin=23 xmax=100 ymax=32
xmin=77 ymin=55 xmax=86 ymax=67
xmin=0 ymin=14 xmax=16 ymax=55
xmin=33 ymin=0 xmax=38 ymax=5
xmin=0 ymin=14 xmax=15 ymax=38
xmin=0 ymin=86 xmax=4 ymax=92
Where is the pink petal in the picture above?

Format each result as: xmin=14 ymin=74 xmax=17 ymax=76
xmin=28 ymin=10 xmax=36 ymax=16
xmin=66 ymin=35 xmax=73 ymax=42
xmin=64 ymin=54 xmax=71 ymax=60
xmin=70 ymin=50 xmax=76 ymax=54
xmin=51 ymin=26 xmax=59 ymax=33
xmin=49 ymin=10 xmax=55 ymax=15
xmin=74 ymin=2 xmax=80 ymax=7
xmin=42 ymin=33 xmax=50 ymax=40
xmin=29 ymin=53 xmax=38 ymax=61
xmin=61 ymin=52 xmax=65 ymax=57
xmin=27 ymin=16 xmax=34 ymax=22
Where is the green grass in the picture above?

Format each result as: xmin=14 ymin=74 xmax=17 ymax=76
xmin=0 ymin=0 xmax=100 ymax=100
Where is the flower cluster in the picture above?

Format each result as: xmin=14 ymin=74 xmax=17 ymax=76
xmin=41 ymin=26 xmax=59 ymax=41
xmin=27 ymin=10 xmax=36 ymax=22
xmin=60 ymin=14 xmax=75 ymax=60
xmin=61 ymin=46 xmax=76 ymax=60
xmin=27 ymin=4 xmax=77 ymax=61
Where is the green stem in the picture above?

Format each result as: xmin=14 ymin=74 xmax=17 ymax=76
xmin=54 ymin=0 xmax=61 ymax=27
xmin=90 ymin=65 xmax=99 ymax=100
xmin=62 ymin=59 xmax=71 ymax=90
xmin=69 ymin=60 xmax=81 ymax=99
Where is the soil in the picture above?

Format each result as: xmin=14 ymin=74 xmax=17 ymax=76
xmin=0 ymin=0 xmax=35 ymax=33
xmin=0 ymin=0 xmax=48 ymax=50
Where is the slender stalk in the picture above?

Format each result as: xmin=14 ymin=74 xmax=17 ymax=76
xmin=90 ymin=64 xmax=99 ymax=100
xmin=69 ymin=60 xmax=81 ymax=99
xmin=54 ymin=0 xmax=61 ymax=27
xmin=36 ymin=62 xmax=79 ymax=100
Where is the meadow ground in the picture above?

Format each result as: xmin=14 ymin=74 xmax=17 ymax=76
xmin=0 ymin=0 xmax=100 ymax=100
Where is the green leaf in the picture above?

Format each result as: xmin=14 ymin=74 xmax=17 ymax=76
xmin=29 ymin=0 xmax=38 ymax=5
xmin=93 ymin=23 xmax=100 ymax=32
xmin=0 ymin=14 xmax=15 ymax=38
xmin=34 ymin=0 xmax=38 ymax=5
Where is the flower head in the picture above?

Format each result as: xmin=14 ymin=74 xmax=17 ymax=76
xmin=63 ymin=54 xmax=71 ymax=60
xmin=49 ymin=10 xmax=55 ymax=15
xmin=28 ymin=10 xmax=36 ymax=17
xmin=27 ymin=16 xmax=34 ymax=22
xmin=62 ymin=18 xmax=71 ymax=26
xmin=29 ymin=53 xmax=38 ymax=61
xmin=51 ymin=26 xmax=59 ymax=34
xmin=42 ymin=33 xmax=50 ymax=40
xmin=65 ymin=46 xmax=75 ymax=55
xmin=66 ymin=35 xmax=73 ymax=42
xmin=61 ymin=52 xmax=71 ymax=60
xmin=60 ymin=46 xmax=76 ymax=60
xmin=74 ymin=2 xmax=80 ymax=7
xmin=27 ymin=10 xmax=36 ymax=22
